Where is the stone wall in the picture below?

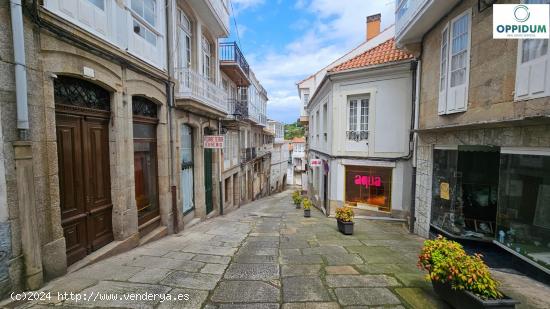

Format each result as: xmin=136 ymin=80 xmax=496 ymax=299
xmin=418 ymin=0 xmax=550 ymax=130
xmin=414 ymin=124 xmax=550 ymax=237
xmin=0 ymin=3 xmax=172 ymax=294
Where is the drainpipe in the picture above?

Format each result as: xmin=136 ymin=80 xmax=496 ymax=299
xmin=409 ymin=59 xmax=421 ymax=234
xmin=10 ymin=0 xmax=44 ymax=290
xmin=10 ymin=0 xmax=29 ymax=139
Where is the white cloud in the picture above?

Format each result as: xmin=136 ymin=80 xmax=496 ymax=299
xmin=231 ymin=0 xmax=265 ymax=15
xmin=239 ymin=0 xmax=396 ymax=123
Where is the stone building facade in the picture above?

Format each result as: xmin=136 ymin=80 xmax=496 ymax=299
xmin=396 ymin=0 xmax=550 ymax=273
xmin=1 ymin=0 xmax=175 ymax=295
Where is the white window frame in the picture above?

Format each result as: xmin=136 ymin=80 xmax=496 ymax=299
xmin=178 ymin=9 xmax=192 ymax=69
xmin=202 ymin=35 xmax=212 ymax=79
xmin=130 ymin=0 xmax=160 ymax=47
xmin=346 ymin=95 xmax=370 ymax=142
xmin=438 ymin=9 xmax=471 ymax=115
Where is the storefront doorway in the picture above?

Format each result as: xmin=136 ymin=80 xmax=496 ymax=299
xmin=180 ymin=124 xmax=194 ymax=214
xmin=54 ymin=76 xmax=114 ymax=265
xmin=345 ymin=165 xmax=393 ymax=212
xmin=132 ymin=96 xmax=160 ymax=237
xmin=204 ymin=128 xmax=214 ymax=214
xmin=431 ymin=146 xmax=499 ymax=241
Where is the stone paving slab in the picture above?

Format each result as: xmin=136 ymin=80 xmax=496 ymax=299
xmin=325 ymin=266 xmax=359 ymax=275
xmin=334 ymin=287 xmax=402 ymax=306
xmin=281 ymin=264 xmax=321 ymax=277
xmin=157 ymin=289 xmax=209 ymax=309
xmin=282 ymin=276 xmax=332 ymax=302
xmin=234 ymin=254 xmax=278 ymax=264
xmin=280 ymin=254 xmax=323 ymax=265
xmin=210 ymin=281 xmax=280 ymax=303
xmin=160 ymin=271 xmax=221 ymax=290
xmin=192 ymin=254 xmax=232 ymax=264
xmin=282 ymin=302 xmax=340 ymax=309
xmin=223 ymin=263 xmax=280 ymax=280
xmin=325 ymin=274 xmax=401 ymax=287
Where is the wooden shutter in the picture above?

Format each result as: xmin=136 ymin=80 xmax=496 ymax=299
xmin=438 ymin=26 xmax=449 ymax=115
xmin=516 ymin=39 xmax=550 ymax=100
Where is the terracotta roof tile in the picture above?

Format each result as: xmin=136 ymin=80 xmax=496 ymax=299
xmin=329 ymin=38 xmax=413 ymax=73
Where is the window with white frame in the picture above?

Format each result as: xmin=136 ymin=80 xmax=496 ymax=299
xmin=131 ymin=0 xmax=157 ymax=45
xmin=303 ymin=93 xmax=310 ymax=106
xmin=322 ymin=103 xmax=327 ymax=142
xmin=316 ymin=110 xmax=320 ymax=144
xmin=438 ymin=9 xmax=471 ymax=115
xmin=87 ymin=0 xmax=104 ymax=10
xmin=202 ymin=35 xmax=212 ymax=79
xmin=347 ymin=96 xmax=369 ymax=141
xmin=515 ymin=0 xmax=550 ymax=100
xmin=178 ymin=9 xmax=192 ymax=69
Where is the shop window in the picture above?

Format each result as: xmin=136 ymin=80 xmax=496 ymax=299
xmin=430 ymin=147 xmax=500 ymax=240
xmin=497 ymin=153 xmax=550 ymax=270
xmin=345 ymin=165 xmax=392 ymax=212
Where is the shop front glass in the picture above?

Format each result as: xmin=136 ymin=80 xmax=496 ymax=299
xmin=497 ymin=153 xmax=550 ymax=271
xmin=345 ymin=165 xmax=392 ymax=212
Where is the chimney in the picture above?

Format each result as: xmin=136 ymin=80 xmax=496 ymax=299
xmin=366 ymin=14 xmax=381 ymax=41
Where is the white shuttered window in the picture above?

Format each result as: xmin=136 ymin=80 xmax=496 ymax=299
xmin=438 ymin=9 xmax=471 ymax=115
xmin=515 ymin=0 xmax=550 ymax=100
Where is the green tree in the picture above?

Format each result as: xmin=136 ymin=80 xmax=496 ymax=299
xmin=284 ymin=121 xmax=305 ymax=140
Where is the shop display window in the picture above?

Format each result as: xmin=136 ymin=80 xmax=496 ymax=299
xmin=345 ymin=165 xmax=392 ymax=212
xmin=430 ymin=147 xmax=499 ymax=240
xmin=497 ymin=153 xmax=550 ymax=271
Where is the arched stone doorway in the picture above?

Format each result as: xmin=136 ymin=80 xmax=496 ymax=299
xmin=54 ymin=76 xmax=113 ymax=265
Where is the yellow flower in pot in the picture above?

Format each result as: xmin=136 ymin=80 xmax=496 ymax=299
xmin=303 ymin=198 xmax=311 ymax=217
xmin=292 ymin=190 xmax=302 ymax=209
xmin=335 ymin=206 xmax=354 ymax=235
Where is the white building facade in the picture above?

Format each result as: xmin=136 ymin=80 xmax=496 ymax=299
xmin=305 ymin=32 xmax=416 ymax=218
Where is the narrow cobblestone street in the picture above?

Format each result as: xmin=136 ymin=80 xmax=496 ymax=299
xmin=4 ymin=189 xmax=549 ymax=309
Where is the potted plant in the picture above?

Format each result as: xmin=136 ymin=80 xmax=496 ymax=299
xmin=418 ymin=235 xmax=519 ymax=309
xmin=335 ymin=206 xmax=354 ymax=235
xmin=303 ymin=198 xmax=311 ymax=217
xmin=292 ymin=190 xmax=302 ymax=209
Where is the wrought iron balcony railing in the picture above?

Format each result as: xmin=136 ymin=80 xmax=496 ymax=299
xmin=227 ymin=98 xmax=249 ymax=119
xmin=346 ymin=130 xmax=369 ymax=142
xmin=175 ymin=67 xmax=228 ymax=113
xmin=220 ymin=42 xmax=250 ymax=76
xmin=241 ymin=147 xmax=257 ymax=162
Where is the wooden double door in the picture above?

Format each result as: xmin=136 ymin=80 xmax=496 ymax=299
xmin=56 ymin=111 xmax=113 ymax=265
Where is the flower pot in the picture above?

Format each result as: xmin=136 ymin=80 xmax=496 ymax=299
xmin=432 ymin=281 xmax=519 ymax=309
xmin=337 ymin=219 xmax=354 ymax=235
xmin=304 ymin=209 xmax=311 ymax=217
xmin=295 ymin=203 xmax=301 ymax=209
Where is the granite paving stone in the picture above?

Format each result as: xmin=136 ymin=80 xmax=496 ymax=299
xmin=325 ymin=274 xmax=401 ymax=287
xmin=201 ymin=263 xmax=228 ymax=275
xmin=210 ymin=281 xmax=280 ymax=303
xmin=282 ymin=276 xmax=331 ymax=302
xmin=325 ymin=266 xmax=359 ymax=275
xmin=334 ymin=287 xmax=402 ymax=306
xmin=223 ymin=263 xmax=280 ymax=280
xmin=192 ymin=254 xmax=232 ymax=264
xmin=281 ymin=264 xmax=321 ymax=277
xmin=160 ymin=271 xmax=221 ymax=290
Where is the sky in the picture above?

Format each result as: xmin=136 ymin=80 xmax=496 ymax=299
xmin=224 ymin=0 xmax=396 ymax=124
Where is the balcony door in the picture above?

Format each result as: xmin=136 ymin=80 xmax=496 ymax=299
xmin=178 ymin=9 xmax=192 ymax=70
xmin=132 ymin=97 xmax=160 ymax=236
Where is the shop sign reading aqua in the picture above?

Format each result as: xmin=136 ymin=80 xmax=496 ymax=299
xmin=354 ymin=175 xmax=382 ymax=189
xmin=493 ymin=4 xmax=549 ymax=39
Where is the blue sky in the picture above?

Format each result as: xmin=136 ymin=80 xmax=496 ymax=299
xmin=224 ymin=0 xmax=396 ymax=124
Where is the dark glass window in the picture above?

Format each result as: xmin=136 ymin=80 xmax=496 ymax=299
xmin=345 ymin=165 xmax=392 ymax=212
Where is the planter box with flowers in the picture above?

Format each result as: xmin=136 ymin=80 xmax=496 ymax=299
xmin=303 ymin=198 xmax=311 ymax=217
xmin=335 ymin=206 xmax=354 ymax=235
xmin=418 ymin=235 xmax=519 ymax=309
xmin=292 ymin=190 xmax=302 ymax=209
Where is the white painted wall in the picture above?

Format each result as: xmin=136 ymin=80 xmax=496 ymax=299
xmin=44 ymin=0 xmax=167 ymax=69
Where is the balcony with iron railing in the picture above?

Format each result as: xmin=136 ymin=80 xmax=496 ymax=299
xmin=220 ymin=42 xmax=250 ymax=86
xmin=175 ymin=67 xmax=228 ymax=115
xmin=395 ymin=0 xmax=460 ymax=46
xmin=227 ymin=98 xmax=249 ymax=119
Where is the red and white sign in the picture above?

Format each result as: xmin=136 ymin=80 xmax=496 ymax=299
xmin=310 ymin=159 xmax=322 ymax=167
xmin=204 ymin=135 xmax=224 ymax=149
